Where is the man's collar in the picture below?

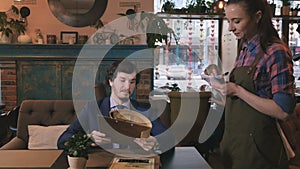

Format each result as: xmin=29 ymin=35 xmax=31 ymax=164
xmin=110 ymin=96 xmax=131 ymax=109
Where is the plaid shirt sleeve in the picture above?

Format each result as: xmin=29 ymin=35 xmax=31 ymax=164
xmin=256 ymin=43 xmax=295 ymax=96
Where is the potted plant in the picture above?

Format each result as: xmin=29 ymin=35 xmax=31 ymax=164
xmin=116 ymin=10 xmax=176 ymax=48
xmin=0 ymin=5 xmax=26 ymax=43
xmin=281 ymin=0 xmax=291 ymax=16
xmin=145 ymin=13 xmax=176 ymax=48
xmin=161 ymin=0 xmax=175 ymax=13
xmin=186 ymin=0 xmax=209 ymax=14
xmin=168 ymin=83 xmax=181 ymax=92
xmin=60 ymin=131 xmax=92 ymax=169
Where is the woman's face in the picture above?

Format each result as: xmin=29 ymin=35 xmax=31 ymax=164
xmin=225 ymin=3 xmax=260 ymax=41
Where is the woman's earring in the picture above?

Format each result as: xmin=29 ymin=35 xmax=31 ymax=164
xmin=256 ymin=15 xmax=262 ymax=24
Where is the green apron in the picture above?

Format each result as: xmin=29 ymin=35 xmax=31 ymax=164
xmin=220 ymin=53 xmax=289 ymax=169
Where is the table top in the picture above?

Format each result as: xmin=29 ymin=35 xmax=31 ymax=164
xmin=0 ymin=149 xmax=64 ymax=169
xmin=160 ymin=147 xmax=211 ymax=169
xmin=0 ymin=147 xmax=211 ymax=169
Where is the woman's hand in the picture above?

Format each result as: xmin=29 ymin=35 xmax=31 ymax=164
xmin=210 ymin=80 xmax=227 ymax=95
xmin=134 ymin=136 xmax=157 ymax=151
xmin=211 ymin=80 xmax=240 ymax=97
xmin=225 ymin=82 xmax=240 ymax=97
xmin=217 ymin=82 xmax=289 ymax=120
xmin=90 ymin=130 xmax=111 ymax=146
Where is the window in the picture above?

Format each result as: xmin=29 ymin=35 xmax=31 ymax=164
xmin=154 ymin=0 xmax=188 ymax=13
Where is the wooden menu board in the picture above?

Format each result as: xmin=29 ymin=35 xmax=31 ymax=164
xmin=109 ymin=156 xmax=160 ymax=169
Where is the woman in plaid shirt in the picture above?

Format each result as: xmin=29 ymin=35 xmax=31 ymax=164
xmin=213 ymin=0 xmax=296 ymax=168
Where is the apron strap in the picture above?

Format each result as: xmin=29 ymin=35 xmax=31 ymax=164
xmin=247 ymin=49 xmax=264 ymax=74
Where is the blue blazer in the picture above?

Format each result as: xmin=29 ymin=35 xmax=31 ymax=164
xmin=57 ymin=97 xmax=167 ymax=149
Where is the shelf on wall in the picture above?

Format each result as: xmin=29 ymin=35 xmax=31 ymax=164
xmin=156 ymin=12 xmax=225 ymax=20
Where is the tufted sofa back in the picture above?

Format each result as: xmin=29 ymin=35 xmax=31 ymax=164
xmin=281 ymin=103 xmax=300 ymax=168
xmin=16 ymin=100 xmax=77 ymax=145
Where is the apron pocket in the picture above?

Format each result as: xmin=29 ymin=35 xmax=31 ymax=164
xmin=250 ymin=131 xmax=284 ymax=166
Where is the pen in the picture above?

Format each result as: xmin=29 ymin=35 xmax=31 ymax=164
xmin=223 ymin=72 xmax=229 ymax=76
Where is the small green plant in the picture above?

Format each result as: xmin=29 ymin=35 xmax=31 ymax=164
xmin=145 ymin=13 xmax=177 ymax=48
xmin=281 ymin=0 xmax=290 ymax=6
xmin=116 ymin=11 xmax=176 ymax=48
xmin=162 ymin=0 xmax=175 ymax=13
xmin=186 ymin=0 xmax=210 ymax=14
xmin=168 ymin=83 xmax=181 ymax=91
xmin=60 ymin=131 xmax=92 ymax=159
xmin=0 ymin=5 xmax=26 ymax=37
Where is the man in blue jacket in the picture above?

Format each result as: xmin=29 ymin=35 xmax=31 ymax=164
xmin=57 ymin=60 xmax=167 ymax=152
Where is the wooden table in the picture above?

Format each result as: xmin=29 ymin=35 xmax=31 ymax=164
xmin=0 ymin=150 xmax=64 ymax=169
xmin=0 ymin=147 xmax=211 ymax=169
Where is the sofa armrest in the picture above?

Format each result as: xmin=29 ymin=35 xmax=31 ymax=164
xmin=0 ymin=137 xmax=27 ymax=150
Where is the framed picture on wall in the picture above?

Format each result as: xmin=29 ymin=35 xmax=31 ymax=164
xmin=60 ymin=31 xmax=78 ymax=44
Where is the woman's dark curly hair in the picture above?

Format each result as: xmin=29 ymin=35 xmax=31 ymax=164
xmin=105 ymin=60 xmax=140 ymax=85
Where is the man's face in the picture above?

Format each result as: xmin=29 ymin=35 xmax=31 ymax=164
xmin=109 ymin=71 xmax=137 ymax=103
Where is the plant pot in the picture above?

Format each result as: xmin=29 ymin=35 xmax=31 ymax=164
xmin=167 ymin=91 xmax=211 ymax=145
xmin=168 ymin=91 xmax=211 ymax=123
xmin=162 ymin=2 xmax=174 ymax=13
xmin=291 ymin=10 xmax=298 ymax=16
xmin=67 ymin=156 xmax=87 ymax=169
xmin=17 ymin=34 xmax=32 ymax=44
xmin=0 ymin=32 xmax=12 ymax=44
xmin=281 ymin=6 xmax=290 ymax=16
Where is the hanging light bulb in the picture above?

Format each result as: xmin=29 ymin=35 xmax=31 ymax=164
xmin=214 ymin=0 xmax=225 ymax=14
xmin=218 ymin=0 xmax=225 ymax=9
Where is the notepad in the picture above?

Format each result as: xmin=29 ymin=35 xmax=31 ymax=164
xmin=109 ymin=157 xmax=155 ymax=169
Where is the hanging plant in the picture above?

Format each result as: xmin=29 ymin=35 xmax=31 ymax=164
xmin=0 ymin=5 xmax=26 ymax=38
xmin=162 ymin=0 xmax=175 ymax=13
xmin=145 ymin=13 xmax=177 ymax=48
xmin=186 ymin=0 xmax=210 ymax=14
xmin=281 ymin=0 xmax=291 ymax=6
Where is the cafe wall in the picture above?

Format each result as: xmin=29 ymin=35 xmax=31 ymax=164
xmin=0 ymin=0 xmax=154 ymax=44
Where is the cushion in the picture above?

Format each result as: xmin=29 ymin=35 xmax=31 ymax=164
xmin=28 ymin=125 xmax=69 ymax=149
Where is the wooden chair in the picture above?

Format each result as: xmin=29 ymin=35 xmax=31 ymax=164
xmin=281 ymin=103 xmax=300 ymax=169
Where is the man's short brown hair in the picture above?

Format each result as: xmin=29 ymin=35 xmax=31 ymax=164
xmin=105 ymin=60 xmax=140 ymax=85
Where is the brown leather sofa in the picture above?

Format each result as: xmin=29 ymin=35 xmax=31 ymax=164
xmin=0 ymin=100 xmax=77 ymax=150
